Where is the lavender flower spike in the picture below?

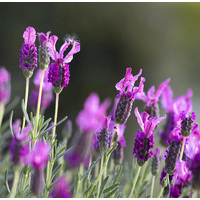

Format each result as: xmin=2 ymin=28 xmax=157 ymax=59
xmin=114 ymin=68 xmax=145 ymax=125
xmin=133 ymin=107 xmax=165 ymax=166
xmin=19 ymin=26 xmax=37 ymax=78
xmin=48 ymin=35 xmax=80 ymax=93
xmin=38 ymin=31 xmax=51 ymax=70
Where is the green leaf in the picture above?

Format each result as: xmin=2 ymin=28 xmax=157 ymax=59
xmin=39 ymin=117 xmax=52 ymax=134
xmin=51 ymin=164 xmax=62 ymax=182
xmin=107 ymin=143 xmax=118 ymax=157
xmin=38 ymin=116 xmax=44 ymax=132
xmin=9 ymin=111 xmax=14 ymax=137
xmin=113 ymin=165 xmax=123 ymax=184
xmin=88 ymin=185 xmax=96 ymax=198
xmin=84 ymin=183 xmax=93 ymax=196
xmin=104 ymin=186 xmax=119 ymax=198
xmin=38 ymin=116 xmax=68 ymax=138
xmin=21 ymin=99 xmax=31 ymax=124
xmin=5 ymin=170 xmax=10 ymax=193
xmin=99 ymin=176 xmax=109 ymax=197
xmin=103 ymin=183 xmax=119 ymax=194
xmin=81 ymin=157 xmax=101 ymax=180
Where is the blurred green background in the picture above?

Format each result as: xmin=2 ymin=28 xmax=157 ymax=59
xmin=1 ymin=2 xmax=200 ymax=194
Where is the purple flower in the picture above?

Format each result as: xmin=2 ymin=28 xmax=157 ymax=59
xmin=135 ymin=78 xmax=170 ymax=107
xmin=27 ymin=141 xmax=50 ymax=169
xmin=48 ymin=35 xmax=80 ymax=93
xmin=9 ymin=119 xmax=31 ymax=165
xmin=19 ymin=26 xmax=37 ymax=77
xmin=153 ymin=147 xmax=161 ymax=157
xmin=114 ymin=68 xmax=145 ymax=125
xmin=169 ymin=184 xmax=181 ymax=198
xmin=37 ymin=31 xmax=51 ymax=47
xmin=50 ymin=177 xmax=72 ymax=198
xmin=133 ymin=107 xmax=165 ymax=166
xmin=76 ymin=92 xmax=111 ymax=134
xmin=0 ymin=67 xmax=11 ymax=105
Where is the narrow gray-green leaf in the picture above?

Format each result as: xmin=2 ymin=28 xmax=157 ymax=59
xmin=105 ymin=186 xmax=119 ymax=198
xmin=103 ymin=183 xmax=119 ymax=194
xmin=113 ymin=165 xmax=123 ymax=184
xmin=9 ymin=111 xmax=13 ymax=137
xmin=99 ymin=176 xmax=109 ymax=197
xmin=21 ymin=99 xmax=31 ymax=124
xmin=5 ymin=170 xmax=10 ymax=193
xmin=81 ymin=156 xmax=101 ymax=180
xmin=51 ymin=164 xmax=62 ymax=182
xmin=107 ymin=143 xmax=118 ymax=156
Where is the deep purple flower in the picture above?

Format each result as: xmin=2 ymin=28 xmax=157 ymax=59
xmin=114 ymin=68 xmax=145 ymax=125
xmin=151 ymin=148 xmax=161 ymax=176
xmin=19 ymin=26 xmax=37 ymax=78
xmin=169 ymin=184 xmax=181 ymax=198
xmin=76 ymin=92 xmax=111 ymax=134
xmin=0 ymin=67 xmax=11 ymax=105
xmin=48 ymin=35 xmax=80 ymax=93
xmin=27 ymin=141 xmax=50 ymax=169
xmin=133 ymin=107 xmax=165 ymax=166
xmin=9 ymin=119 xmax=31 ymax=165
xmin=50 ymin=177 xmax=72 ymax=198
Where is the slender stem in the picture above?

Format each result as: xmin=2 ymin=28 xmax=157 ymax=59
xmin=111 ymin=124 xmax=119 ymax=145
xmin=97 ymin=153 xmax=104 ymax=198
xmin=193 ymin=189 xmax=198 ymax=198
xmin=52 ymin=93 xmax=59 ymax=143
xmin=157 ymin=187 xmax=164 ymax=198
xmin=9 ymin=166 xmax=20 ymax=198
xmin=0 ymin=103 xmax=5 ymax=130
xmin=20 ymin=171 xmax=28 ymax=197
xmin=22 ymin=77 xmax=30 ymax=130
xmin=150 ymin=175 xmax=155 ymax=198
xmin=128 ymin=165 xmax=141 ymax=198
xmin=33 ymin=69 xmax=44 ymax=146
xmin=45 ymin=93 xmax=59 ymax=198
xmin=180 ymin=136 xmax=186 ymax=160
xmin=95 ymin=159 xmax=99 ymax=178
xmin=74 ymin=164 xmax=84 ymax=198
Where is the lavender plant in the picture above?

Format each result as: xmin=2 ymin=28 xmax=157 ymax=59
xmin=0 ymin=25 xmax=200 ymax=198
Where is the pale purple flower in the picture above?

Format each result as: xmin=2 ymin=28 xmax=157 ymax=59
xmin=50 ymin=177 xmax=72 ymax=198
xmin=27 ymin=141 xmax=50 ymax=169
xmin=0 ymin=67 xmax=11 ymax=105
xmin=135 ymin=78 xmax=170 ymax=107
xmin=37 ymin=31 xmax=51 ymax=47
xmin=9 ymin=119 xmax=31 ymax=165
xmin=76 ymin=92 xmax=111 ymax=134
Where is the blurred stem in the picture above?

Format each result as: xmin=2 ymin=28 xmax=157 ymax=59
xmin=20 ymin=170 xmax=28 ymax=197
xmin=157 ymin=186 xmax=164 ymax=198
xmin=128 ymin=165 xmax=141 ymax=198
xmin=45 ymin=93 xmax=59 ymax=198
xmin=150 ymin=175 xmax=155 ymax=198
xmin=97 ymin=152 xmax=104 ymax=198
xmin=33 ymin=69 xmax=44 ymax=147
xmin=193 ymin=189 xmax=198 ymax=198
xmin=0 ymin=103 xmax=5 ymax=130
xmin=74 ymin=164 xmax=84 ymax=198
xmin=180 ymin=136 xmax=186 ymax=160
xmin=94 ymin=159 xmax=99 ymax=178
xmin=111 ymin=124 xmax=119 ymax=145
xmin=9 ymin=166 xmax=20 ymax=198
xmin=22 ymin=77 xmax=29 ymax=130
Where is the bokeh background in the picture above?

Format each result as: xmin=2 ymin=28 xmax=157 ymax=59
xmin=1 ymin=2 xmax=200 ymax=195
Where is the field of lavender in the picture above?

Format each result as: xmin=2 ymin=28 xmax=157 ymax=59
xmin=0 ymin=25 xmax=199 ymax=198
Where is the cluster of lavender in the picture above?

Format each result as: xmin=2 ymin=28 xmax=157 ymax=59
xmin=0 ymin=25 xmax=199 ymax=198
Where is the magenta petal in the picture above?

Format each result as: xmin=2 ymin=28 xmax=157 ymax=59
xmin=59 ymin=41 xmax=70 ymax=60
xmin=147 ymin=86 xmax=155 ymax=100
xmin=23 ymin=26 xmax=36 ymax=46
xmin=154 ymin=78 xmax=170 ymax=101
xmin=134 ymin=107 xmax=144 ymax=131
xmin=37 ymin=31 xmax=51 ymax=47
xmin=161 ymin=85 xmax=173 ymax=112
xmin=49 ymin=35 xmax=59 ymax=61
xmin=64 ymin=41 xmax=81 ymax=63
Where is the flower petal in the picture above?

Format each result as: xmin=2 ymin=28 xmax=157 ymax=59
xmin=64 ymin=41 xmax=80 ymax=63
xmin=23 ymin=26 xmax=36 ymax=46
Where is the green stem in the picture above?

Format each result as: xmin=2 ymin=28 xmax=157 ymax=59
xmin=0 ymin=103 xmax=5 ymax=130
xmin=45 ymin=93 xmax=59 ymax=198
xmin=95 ymin=159 xmax=99 ymax=178
xmin=128 ymin=165 xmax=141 ymax=198
xmin=33 ymin=69 xmax=44 ymax=147
xmin=22 ymin=77 xmax=29 ymax=130
xmin=111 ymin=124 xmax=119 ymax=145
xmin=150 ymin=175 xmax=155 ymax=198
xmin=193 ymin=189 xmax=198 ymax=198
xmin=20 ymin=171 xmax=28 ymax=197
xmin=157 ymin=187 xmax=164 ymax=198
xmin=74 ymin=164 xmax=84 ymax=198
xmin=9 ymin=166 xmax=20 ymax=198
xmin=97 ymin=153 xmax=104 ymax=198
xmin=180 ymin=136 xmax=186 ymax=160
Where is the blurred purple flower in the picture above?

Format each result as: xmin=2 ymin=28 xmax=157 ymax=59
xmin=50 ymin=177 xmax=72 ymax=198
xmin=38 ymin=31 xmax=51 ymax=47
xmin=0 ymin=67 xmax=11 ymax=105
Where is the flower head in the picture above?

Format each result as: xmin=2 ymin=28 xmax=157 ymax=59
xmin=133 ymin=107 xmax=165 ymax=166
xmin=27 ymin=141 xmax=50 ymax=169
xmin=19 ymin=26 xmax=37 ymax=78
xmin=48 ymin=35 xmax=80 ymax=93
xmin=50 ymin=177 xmax=72 ymax=198
xmin=0 ymin=67 xmax=11 ymax=105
